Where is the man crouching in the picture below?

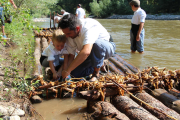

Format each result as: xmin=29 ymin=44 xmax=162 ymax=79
xmin=58 ymin=14 xmax=116 ymax=81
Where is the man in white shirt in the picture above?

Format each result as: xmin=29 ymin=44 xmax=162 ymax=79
xmin=129 ymin=0 xmax=146 ymax=53
xmin=57 ymin=9 xmax=70 ymax=18
xmin=58 ymin=14 xmax=116 ymax=81
xmin=76 ymin=4 xmax=86 ymax=19
xmin=54 ymin=16 xmax=61 ymax=24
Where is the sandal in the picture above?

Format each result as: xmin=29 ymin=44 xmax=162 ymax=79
xmin=100 ymin=60 xmax=109 ymax=73
xmin=89 ymin=74 xmax=99 ymax=82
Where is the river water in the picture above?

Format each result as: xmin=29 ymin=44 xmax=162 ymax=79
xmin=33 ymin=19 xmax=180 ymax=120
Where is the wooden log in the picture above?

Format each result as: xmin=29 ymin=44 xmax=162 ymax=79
xmin=108 ymin=61 xmax=124 ymax=75
xmin=112 ymin=95 xmax=159 ymax=120
xmin=113 ymin=54 xmax=139 ymax=73
xmin=149 ymin=89 xmax=180 ymax=114
xmin=41 ymin=37 xmax=48 ymax=51
xmin=78 ymin=85 xmax=147 ymax=100
xmin=134 ymin=91 xmax=180 ymax=120
xmin=33 ymin=37 xmax=42 ymax=76
xmin=33 ymin=30 xmax=39 ymax=37
xmin=109 ymin=57 xmax=133 ymax=74
xmin=50 ymin=12 xmax=51 ymax=28
xmin=168 ymin=88 xmax=180 ymax=98
xmin=88 ymin=101 xmax=130 ymax=120
xmin=53 ymin=12 xmax=55 ymax=28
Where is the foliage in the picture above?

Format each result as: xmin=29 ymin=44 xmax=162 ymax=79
xmin=90 ymin=0 xmax=132 ymax=18
xmin=0 ymin=0 xmax=35 ymax=95
xmin=13 ymin=0 xmax=58 ymax=18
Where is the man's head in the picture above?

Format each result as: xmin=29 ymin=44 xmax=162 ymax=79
xmin=77 ymin=4 xmax=81 ymax=8
xmin=129 ymin=0 xmax=140 ymax=7
xmin=58 ymin=14 xmax=81 ymax=39
xmin=61 ymin=9 xmax=65 ymax=15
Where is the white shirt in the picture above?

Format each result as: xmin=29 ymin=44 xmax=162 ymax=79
xmin=76 ymin=8 xmax=85 ymax=19
xmin=66 ymin=18 xmax=110 ymax=55
xmin=131 ymin=8 xmax=146 ymax=25
xmin=42 ymin=41 xmax=69 ymax=61
xmin=63 ymin=12 xmax=69 ymax=17
xmin=54 ymin=16 xmax=61 ymax=23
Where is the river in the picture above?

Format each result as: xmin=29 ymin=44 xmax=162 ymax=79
xmin=33 ymin=18 xmax=180 ymax=120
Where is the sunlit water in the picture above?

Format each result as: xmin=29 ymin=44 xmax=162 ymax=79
xmin=33 ymin=18 xmax=180 ymax=120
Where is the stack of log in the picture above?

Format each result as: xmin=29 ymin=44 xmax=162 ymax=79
xmin=32 ymin=29 xmax=180 ymax=120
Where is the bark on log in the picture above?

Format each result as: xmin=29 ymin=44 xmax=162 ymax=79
xmin=108 ymin=61 xmax=124 ymax=75
xmin=34 ymin=37 xmax=42 ymax=76
xmin=113 ymin=54 xmax=139 ymax=73
xmin=134 ymin=91 xmax=180 ymax=120
xmin=109 ymin=57 xmax=133 ymax=74
xmin=88 ymin=101 xmax=130 ymax=120
xmin=78 ymin=86 xmax=147 ymax=100
xmin=168 ymin=88 xmax=180 ymax=98
xmin=41 ymin=37 xmax=49 ymax=51
xmin=149 ymin=89 xmax=180 ymax=114
xmin=112 ymin=95 xmax=159 ymax=120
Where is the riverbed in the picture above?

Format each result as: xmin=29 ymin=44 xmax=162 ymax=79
xmin=33 ymin=18 xmax=180 ymax=120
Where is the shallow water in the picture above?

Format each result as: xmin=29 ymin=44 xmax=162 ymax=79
xmin=33 ymin=19 xmax=180 ymax=119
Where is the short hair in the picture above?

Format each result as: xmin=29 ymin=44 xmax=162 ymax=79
xmin=61 ymin=9 xmax=65 ymax=13
xmin=52 ymin=29 xmax=66 ymax=43
xmin=58 ymin=14 xmax=81 ymax=31
xmin=129 ymin=0 xmax=140 ymax=7
xmin=77 ymin=4 xmax=81 ymax=7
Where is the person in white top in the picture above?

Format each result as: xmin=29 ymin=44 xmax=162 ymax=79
xmin=129 ymin=0 xmax=146 ymax=53
xmin=40 ymin=29 xmax=69 ymax=80
xmin=54 ymin=16 xmax=61 ymax=24
xmin=76 ymin=4 xmax=86 ymax=19
xmin=58 ymin=14 xmax=116 ymax=81
xmin=57 ymin=9 xmax=70 ymax=18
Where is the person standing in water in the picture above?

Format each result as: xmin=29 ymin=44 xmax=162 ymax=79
xmin=129 ymin=0 xmax=146 ymax=53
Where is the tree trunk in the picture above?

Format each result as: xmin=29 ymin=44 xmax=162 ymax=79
xmin=88 ymin=101 xmax=130 ymax=120
xmin=134 ymin=91 xmax=180 ymax=120
xmin=112 ymin=95 xmax=159 ymax=120
xmin=33 ymin=37 xmax=42 ymax=76
xmin=113 ymin=54 xmax=139 ymax=73
xmin=149 ymin=89 xmax=180 ymax=114
xmin=108 ymin=61 xmax=125 ymax=75
xmin=109 ymin=57 xmax=133 ymax=74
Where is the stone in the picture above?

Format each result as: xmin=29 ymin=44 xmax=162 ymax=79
xmin=3 ymin=115 xmax=20 ymax=120
xmin=0 ymin=105 xmax=25 ymax=116
xmin=31 ymin=95 xmax=42 ymax=103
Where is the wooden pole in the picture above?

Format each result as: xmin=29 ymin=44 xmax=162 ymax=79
xmin=53 ymin=12 xmax=55 ymax=29
xmin=50 ymin=11 xmax=51 ymax=28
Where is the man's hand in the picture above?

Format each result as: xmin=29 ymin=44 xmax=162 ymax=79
xmin=136 ymin=35 xmax=140 ymax=41
xmin=53 ymin=72 xmax=58 ymax=79
xmin=57 ymin=71 xmax=62 ymax=77
xmin=62 ymin=70 xmax=70 ymax=79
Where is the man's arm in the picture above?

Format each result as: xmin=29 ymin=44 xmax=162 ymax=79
xmin=57 ymin=13 xmax=63 ymax=17
xmin=9 ymin=0 xmax=17 ymax=9
xmin=136 ymin=22 xmax=144 ymax=41
xmin=62 ymin=44 xmax=93 ymax=78
xmin=49 ymin=61 xmax=57 ymax=79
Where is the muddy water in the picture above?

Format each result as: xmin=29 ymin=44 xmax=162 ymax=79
xmin=33 ymin=19 xmax=180 ymax=119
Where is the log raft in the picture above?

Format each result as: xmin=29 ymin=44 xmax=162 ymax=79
xmin=32 ymin=29 xmax=180 ymax=120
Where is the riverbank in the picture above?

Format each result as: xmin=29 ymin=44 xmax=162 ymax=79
xmin=107 ymin=14 xmax=180 ymax=20
xmin=33 ymin=14 xmax=180 ymax=22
